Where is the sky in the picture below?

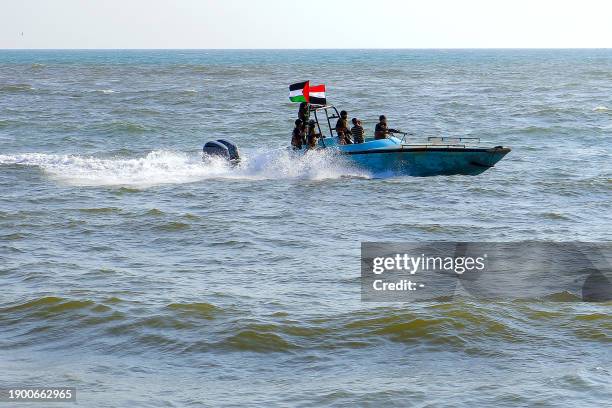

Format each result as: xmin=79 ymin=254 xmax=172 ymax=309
xmin=1 ymin=0 xmax=611 ymax=49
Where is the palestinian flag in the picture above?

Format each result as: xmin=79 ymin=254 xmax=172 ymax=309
xmin=289 ymin=81 xmax=327 ymax=105
xmin=289 ymin=81 xmax=310 ymax=103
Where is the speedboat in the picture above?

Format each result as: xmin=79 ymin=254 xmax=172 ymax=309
xmin=300 ymin=105 xmax=511 ymax=176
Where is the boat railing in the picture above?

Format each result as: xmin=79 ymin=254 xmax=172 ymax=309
xmin=401 ymin=143 xmax=467 ymax=149
xmin=428 ymin=136 xmax=481 ymax=144
xmin=311 ymin=104 xmax=340 ymax=142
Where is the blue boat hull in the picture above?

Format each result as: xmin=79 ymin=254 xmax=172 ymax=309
xmin=344 ymin=146 xmax=510 ymax=176
xmin=317 ymin=137 xmax=511 ymax=176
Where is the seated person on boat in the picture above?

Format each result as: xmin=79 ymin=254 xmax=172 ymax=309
xmin=335 ymin=110 xmax=353 ymax=145
xmin=351 ymin=118 xmax=365 ymax=143
xmin=374 ymin=115 xmax=400 ymax=140
xmin=307 ymin=119 xmax=321 ymax=149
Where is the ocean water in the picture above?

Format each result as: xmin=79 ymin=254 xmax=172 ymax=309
xmin=0 ymin=49 xmax=611 ymax=407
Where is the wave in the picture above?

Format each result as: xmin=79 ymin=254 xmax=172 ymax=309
xmin=4 ymin=296 xmax=609 ymax=355
xmin=0 ymin=83 xmax=35 ymax=92
xmin=155 ymin=221 xmax=190 ymax=231
xmin=166 ymin=302 xmax=222 ymax=318
xmin=93 ymin=120 xmax=149 ymax=133
xmin=0 ymin=149 xmax=370 ymax=187
xmin=0 ymin=119 xmax=18 ymax=128
xmin=0 ymin=296 xmax=99 ymax=316
xmin=77 ymin=207 xmax=122 ymax=214
xmin=541 ymin=211 xmax=571 ymax=220
xmin=219 ymin=330 xmax=298 ymax=352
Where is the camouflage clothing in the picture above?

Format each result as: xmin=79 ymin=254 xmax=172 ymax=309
xmin=335 ymin=117 xmax=353 ymax=144
xmin=307 ymin=126 xmax=319 ymax=149
xmin=298 ymin=103 xmax=310 ymax=123
xmin=292 ymin=127 xmax=304 ymax=150
xmin=375 ymin=122 xmax=388 ymax=140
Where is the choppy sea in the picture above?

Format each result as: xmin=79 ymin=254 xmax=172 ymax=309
xmin=1 ymin=49 xmax=611 ymax=407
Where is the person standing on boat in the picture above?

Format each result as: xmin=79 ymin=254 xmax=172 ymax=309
xmin=291 ymin=119 xmax=305 ymax=150
xmin=351 ymin=118 xmax=365 ymax=143
xmin=335 ymin=110 xmax=353 ymax=144
xmin=298 ymin=102 xmax=310 ymax=123
xmin=306 ymin=119 xmax=321 ymax=149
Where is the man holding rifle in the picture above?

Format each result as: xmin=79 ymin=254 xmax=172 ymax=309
xmin=374 ymin=115 xmax=402 ymax=140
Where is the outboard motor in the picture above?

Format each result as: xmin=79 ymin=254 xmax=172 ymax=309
xmin=202 ymin=139 xmax=240 ymax=164
xmin=217 ymin=139 xmax=240 ymax=161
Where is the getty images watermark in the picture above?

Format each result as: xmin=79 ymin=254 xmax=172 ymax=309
xmin=361 ymin=242 xmax=612 ymax=302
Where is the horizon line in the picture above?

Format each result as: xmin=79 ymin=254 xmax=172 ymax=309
xmin=1 ymin=47 xmax=612 ymax=51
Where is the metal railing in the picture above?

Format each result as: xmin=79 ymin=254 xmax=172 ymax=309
xmin=427 ymin=136 xmax=481 ymax=143
xmin=401 ymin=143 xmax=467 ymax=149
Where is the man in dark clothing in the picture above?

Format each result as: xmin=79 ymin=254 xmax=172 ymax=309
xmin=306 ymin=119 xmax=321 ymax=149
xmin=291 ymin=119 xmax=304 ymax=150
xmin=374 ymin=115 xmax=400 ymax=140
xmin=374 ymin=115 xmax=388 ymax=140
xmin=298 ymin=102 xmax=310 ymax=123
xmin=351 ymin=118 xmax=365 ymax=143
xmin=335 ymin=110 xmax=353 ymax=144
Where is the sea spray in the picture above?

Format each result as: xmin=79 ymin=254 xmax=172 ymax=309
xmin=0 ymin=148 xmax=371 ymax=187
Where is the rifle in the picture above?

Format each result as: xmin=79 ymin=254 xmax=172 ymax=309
xmin=387 ymin=129 xmax=413 ymax=142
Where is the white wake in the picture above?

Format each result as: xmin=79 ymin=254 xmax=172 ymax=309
xmin=0 ymin=149 xmax=370 ymax=187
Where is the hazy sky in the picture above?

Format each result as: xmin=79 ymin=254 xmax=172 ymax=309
xmin=2 ymin=0 xmax=611 ymax=49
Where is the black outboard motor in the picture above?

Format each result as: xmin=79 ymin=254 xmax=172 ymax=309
xmin=202 ymin=139 xmax=240 ymax=164
xmin=217 ymin=139 xmax=240 ymax=161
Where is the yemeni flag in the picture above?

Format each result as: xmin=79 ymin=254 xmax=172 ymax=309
xmin=289 ymin=81 xmax=310 ymax=103
xmin=308 ymin=84 xmax=326 ymax=105
xmin=289 ymin=81 xmax=327 ymax=105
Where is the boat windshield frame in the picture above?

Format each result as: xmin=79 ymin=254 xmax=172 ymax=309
xmin=309 ymin=104 xmax=340 ymax=139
